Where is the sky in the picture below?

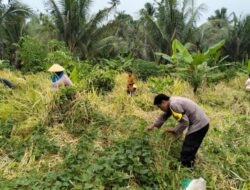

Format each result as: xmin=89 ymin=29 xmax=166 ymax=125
xmin=6 ymin=0 xmax=250 ymax=25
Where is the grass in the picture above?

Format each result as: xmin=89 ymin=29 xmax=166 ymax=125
xmin=0 ymin=70 xmax=249 ymax=189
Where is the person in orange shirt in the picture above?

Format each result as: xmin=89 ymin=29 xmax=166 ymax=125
xmin=126 ymin=70 xmax=137 ymax=96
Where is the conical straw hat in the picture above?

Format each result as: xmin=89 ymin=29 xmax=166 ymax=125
xmin=48 ymin=64 xmax=65 ymax=72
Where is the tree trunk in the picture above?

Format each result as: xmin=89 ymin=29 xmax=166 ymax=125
xmin=14 ymin=50 xmax=22 ymax=69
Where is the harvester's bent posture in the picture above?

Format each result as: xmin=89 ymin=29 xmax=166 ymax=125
xmin=48 ymin=64 xmax=73 ymax=90
xmin=146 ymin=94 xmax=209 ymax=167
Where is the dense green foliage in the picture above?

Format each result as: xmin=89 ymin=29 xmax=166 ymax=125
xmin=0 ymin=0 xmax=250 ymax=65
xmin=19 ymin=36 xmax=48 ymax=72
xmin=132 ymin=59 xmax=166 ymax=81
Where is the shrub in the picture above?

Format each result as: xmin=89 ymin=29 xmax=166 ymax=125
xmin=207 ymin=63 xmax=245 ymax=83
xmin=0 ymin=60 xmax=12 ymax=70
xmin=98 ymin=55 xmax=133 ymax=72
xmin=132 ymin=59 xmax=165 ymax=81
xmin=19 ymin=36 xmax=48 ymax=72
xmin=46 ymin=50 xmax=76 ymax=73
xmin=87 ymin=68 xmax=115 ymax=93
xmin=148 ymin=76 xmax=174 ymax=94
xmin=46 ymin=40 xmax=79 ymax=74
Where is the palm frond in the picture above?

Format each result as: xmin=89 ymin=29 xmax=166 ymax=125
xmin=48 ymin=0 xmax=64 ymax=34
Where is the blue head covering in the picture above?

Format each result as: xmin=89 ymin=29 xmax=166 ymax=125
xmin=52 ymin=71 xmax=64 ymax=83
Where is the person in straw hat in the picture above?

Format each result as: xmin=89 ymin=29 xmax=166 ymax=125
xmin=48 ymin=64 xmax=73 ymax=89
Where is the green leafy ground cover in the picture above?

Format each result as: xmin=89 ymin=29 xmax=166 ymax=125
xmin=0 ymin=70 xmax=249 ymax=190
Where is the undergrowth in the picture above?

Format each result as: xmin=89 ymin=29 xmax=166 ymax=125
xmin=0 ymin=70 xmax=249 ymax=189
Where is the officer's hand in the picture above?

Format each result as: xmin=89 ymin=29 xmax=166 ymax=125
xmin=145 ymin=125 xmax=155 ymax=132
xmin=165 ymin=127 xmax=176 ymax=133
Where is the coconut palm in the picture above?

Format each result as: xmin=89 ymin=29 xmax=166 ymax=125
xmin=225 ymin=15 xmax=250 ymax=61
xmin=0 ymin=0 xmax=31 ymax=64
xmin=47 ymin=0 xmax=119 ymax=59
xmin=208 ymin=7 xmax=232 ymax=22
xmin=139 ymin=0 xmax=206 ymax=57
xmin=198 ymin=8 xmax=250 ymax=61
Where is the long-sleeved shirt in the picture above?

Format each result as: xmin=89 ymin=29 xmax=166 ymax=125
xmin=52 ymin=75 xmax=73 ymax=89
xmin=153 ymin=96 xmax=209 ymax=135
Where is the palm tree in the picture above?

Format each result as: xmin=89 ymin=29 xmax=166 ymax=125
xmin=198 ymin=8 xmax=238 ymax=58
xmin=198 ymin=19 xmax=231 ymax=50
xmin=139 ymin=0 xmax=206 ymax=57
xmin=208 ymin=7 xmax=232 ymax=22
xmin=26 ymin=13 xmax=57 ymax=44
xmin=47 ymin=0 xmax=118 ymax=59
xmin=225 ymin=15 xmax=250 ymax=61
xmin=0 ymin=0 xmax=31 ymax=64
xmin=140 ymin=2 xmax=155 ymax=17
xmin=0 ymin=1 xmax=31 ymax=41
xmin=108 ymin=0 xmax=120 ymax=8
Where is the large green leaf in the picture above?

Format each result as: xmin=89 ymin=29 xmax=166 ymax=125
xmin=204 ymin=40 xmax=225 ymax=57
xmin=172 ymin=39 xmax=193 ymax=64
xmin=191 ymin=53 xmax=207 ymax=66
xmin=70 ymin=66 xmax=79 ymax=83
xmin=154 ymin=52 xmax=173 ymax=63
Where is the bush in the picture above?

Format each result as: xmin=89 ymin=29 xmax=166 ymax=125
xmin=87 ymin=68 xmax=115 ymax=93
xmin=69 ymin=61 xmax=93 ymax=84
xmin=98 ymin=55 xmax=133 ymax=72
xmin=46 ymin=40 xmax=79 ymax=74
xmin=0 ymin=60 xmax=13 ymax=70
xmin=19 ymin=36 xmax=48 ymax=72
xmin=132 ymin=59 xmax=165 ymax=81
xmin=148 ymin=76 xmax=174 ymax=94
xmin=207 ymin=63 xmax=245 ymax=83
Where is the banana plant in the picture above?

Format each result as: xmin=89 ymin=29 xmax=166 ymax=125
xmin=155 ymin=39 xmax=225 ymax=93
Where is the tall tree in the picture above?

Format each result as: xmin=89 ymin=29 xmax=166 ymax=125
xmin=26 ymin=13 xmax=57 ymax=44
xmin=198 ymin=8 xmax=237 ymax=59
xmin=47 ymin=0 xmax=119 ymax=59
xmin=0 ymin=0 xmax=31 ymax=64
xmin=225 ymin=15 xmax=250 ymax=61
xmin=208 ymin=7 xmax=231 ymax=22
xmin=139 ymin=0 xmax=205 ymax=58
